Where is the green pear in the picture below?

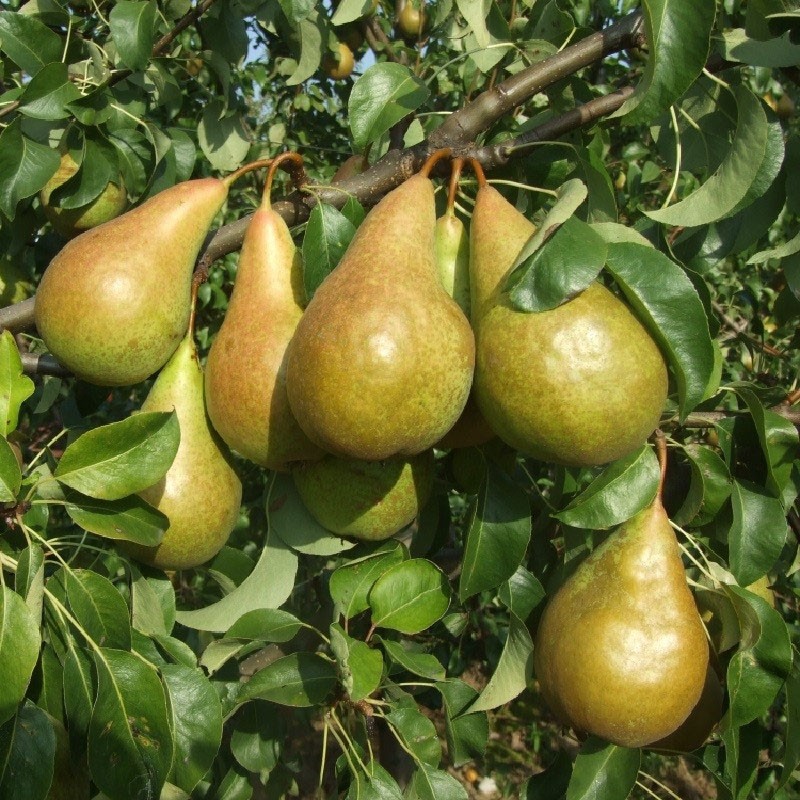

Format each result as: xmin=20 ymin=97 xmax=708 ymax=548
xmin=292 ymin=450 xmax=434 ymax=540
xmin=205 ymin=159 xmax=323 ymax=471
xmin=470 ymin=184 xmax=668 ymax=467
xmin=533 ymin=467 xmax=709 ymax=748
xmin=286 ymin=172 xmax=475 ymax=460
xmin=40 ymin=151 xmax=127 ymax=239
xmin=35 ymin=175 xmax=233 ymax=387
xmin=122 ymin=328 xmax=242 ymax=570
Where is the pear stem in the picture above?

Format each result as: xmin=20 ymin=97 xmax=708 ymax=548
xmin=654 ymin=429 xmax=667 ymax=507
xmin=188 ymin=271 xmax=204 ymax=342
xmin=467 ymin=157 xmax=487 ymax=188
xmin=263 ymin=151 xmax=306 ymax=210
xmin=445 ymin=157 xmax=463 ymax=216
xmin=222 ymin=158 xmax=274 ymax=188
xmin=419 ymin=148 xmax=453 ymax=177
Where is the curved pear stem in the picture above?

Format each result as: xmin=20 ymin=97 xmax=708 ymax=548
xmin=654 ymin=429 xmax=667 ymax=507
xmin=263 ymin=152 xmax=306 ymax=210
xmin=466 ymin=157 xmax=487 ymax=189
xmin=445 ymin=157 xmax=463 ymax=216
xmin=419 ymin=148 xmax=453 ymax=177
xmin=188 ymin=270 xmax=206 ymax=343
xmin=223 ymin=158 xmax=274 ymax=188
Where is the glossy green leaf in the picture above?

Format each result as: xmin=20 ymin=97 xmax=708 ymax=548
xmin=53 ymin=412 xmax=179 ymax=501
xmin=615 ymin=0 xmax=714 ymax=125
xmin=267 ymin=472 xmax=355 ymax=556
xmin=720 ymin=718 xmax=761 ymax=800
xmin=0 ymin=121 xmax=60 ymax=219
xmin=508 ymin=217 xmax=606 ymax=312
xmin=345 ymin=761 xmax=403 ymax=800
xmin=239 ymin=653 xmax=337 ymax=707
xmin=386 ymin=696 xmax=441 ymax=766
xmin=349 ymin=63 xmax=430 ymax=151
xmin=722 ymin=28 xmax=800 ymax=67
xmin=302 ymin=202 xmax=357 ymax=302
xmin=460 ymin=463 xmax=531 ymax=601
xmin=175 ymin=528 xmax=297 ymax=632
xmin=88 ymin=648 xmax=174 ymax=800
xmin=15 ymin=544 xmax=44 ymax=622
xmin=329 ymin=540 xmax=406 ymax=620
xmin=286 ymin=16 xmax=324 ymax=86
xmin=64 ymin=569 xmax=132 ymax=651
xmin=330 ymin=624 xmax=384 ymax=702
xmin=0 ymin=586 xmax=40 ymax=726
xmin=66 ymin=492 xmax=168 ymax=546
xmin=369 ymin=559 xmax=450 ymax=634
xmin=197 ymin=100 xmax=250 ymax=172
xmin=0 ymin=437 xmax=21 ymax=502
xmin=778 ymin=651 xmax=800 ymax=790
xmin=226 ymin=608 xmax=303 ymax=643
xmin=409 ymin=762 xmax=468 ymax=800
xmin=468 ymin=613 xmax=533 ymax=713
xmin=0 ymin=701 xmax=56 ymax=800
xmin=729 ymin=479 xmax=787 ymax=588
xmin=674 ymin=443 xmax=732 ymax=527
xmin=162 ymin=664 xmax=223 ymax=795
xmin=437 ymin=680 xmax=489 ymax=767
xmin=555 ymin=446 xmax=660 ymax=530
xmin=62 ymin=644 xmax=95 ymax=744
xmin=130 ymin=567 xmax=173 ymax=637
xmin=0 ymin=11 xmax=62 ymax=76
xmin=331 ymin=0 xmax=376 ymax=25
xmin=605 ymin=242 xmax=715 ymax=417
xmin=566 ymin=737 xmax=640 ymax=800
xmin=378 ymin=638 xmax=445 ymax=680
xmin=108 ymin=0 xmax=157 ymax=71
xmin=523 ymin=751 xmax=573 ymax=799
xmin=0 ymin=330 xmax=35 ymax=437
xmin=17 ymin=61 xmax=81 ymax=120
xmin=646 ymin=87 xmax=770 ymax=226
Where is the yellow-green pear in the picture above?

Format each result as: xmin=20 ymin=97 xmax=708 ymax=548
xmin=35 ymin=170 xmax=250 ymax=387
xmin=286 ymin=166 xmax=475 ymax=461
xmin=122 ymin=327 xmax=242 ymax=570
xmin=533 ymin=444 xmax=709 ymax=747
xmin=205 ymin=155 xmax=323 ymax=471
xmin=40 ymin=151 xmax=127 ymax=239
xmin=470 ymin=184 xmax=668 ymax=467
xmin=292 ymin=450 xmax=434 ymax=540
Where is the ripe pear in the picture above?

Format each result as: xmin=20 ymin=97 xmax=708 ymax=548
xmin=35 ymin=176 xmax=232 ymax=387
xmin=205 ymin=162 xmax=323 ymax=472
xmin=285 ymin=172 xmax=475 ymax=461
xmin=39 ymin=151 xmax=127 ymax=239
xmin=470 ymin=184 xmax=668 ymax=467
xmin=122 ymin=328 xmax=242 ymax=570
xmin=292 ymin=450 xmax=434 ymax=540
xmin=533 ymin=469 xmax=709 ymax=748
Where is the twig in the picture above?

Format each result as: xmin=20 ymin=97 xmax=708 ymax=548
xmin=362 ymin=17 xmax=406 ymax=66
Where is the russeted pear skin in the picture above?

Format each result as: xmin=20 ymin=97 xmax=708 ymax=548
xmin=35 ymin=178 xmax=229 ymax=387
xmin=122 ymin=331 xmax=242 ymax=570
xmin=533 ymin=495 xmax=709 ymax=748
xmin=470 ymin=185 xmax=668 ymax=467
xmin=204 ymin=193 xmax=323 ymax=471
xmin=292 ymin=450 xmax=434 ymax=540
xmin=285 ymin=174 xmax=475 ymax=461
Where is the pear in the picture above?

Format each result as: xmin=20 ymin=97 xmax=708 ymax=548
xmin=286 ymin=165 xmax=475 ymax=461
xmin=533 ymin=442 xmax=709 ymax=748
xmin=122 ymin=325 xmax=242 ymax=570
xmin=292 ymin=450 xmax=434 ymax=540
xmin=205 ymin=155 xmax=323 ymax=472
xmin=40 ymin=151 xmax=127 ymax=239
xmin=34 ymin=165 xmax=261 ymax=387
xmin=470 ymin=184 xmax=668 ymax=467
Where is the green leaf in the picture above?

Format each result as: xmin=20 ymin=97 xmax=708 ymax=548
xmin=329 ymin=540 xmax=406 ymax=619
xmin=720 ymin=719 xmax=761 ymax=800
xmin=130 ymin=568 xmax=174 ymax=637
xmin=64 ymin=568 xmax=132 ymax=651
xmin=331 ymin=0 xmax=377 ymax=25
xmin=409 ymin=762 xmax=468 ymax=800
xmin=302 ymin=202 xmax=357 ymax=302
xmin=198 ymin=99 xmax=250 ymax=172
xmin=497 ymin=566 xmax=545 ymax=622
xmin=17 ymin=61 xmax=82 ymax=120
xmin=646 ymin=87 xmax=770 ymax=226
xmin=267 ymin=473 xmax=355 ymax=556
xmin=230 ymin=701 xmax=284 ymax=774
xmin=175 ymin=528 xmax=297 ymax=632
xmin=369 ymin=559 xmax=450 ymax=634
xmin=62 ymin=644 xmax=95 ymax=744
xmin=239 ymin=653 xmax=337 ymax=707
xmin=53 ymin=411 xmax=179 ymax=501
xmin=457 ymin=0 xmax=491 ymax=48
xmin=566 ymin=737 xmax=641 ymax=800
xmin=459 ymin=464 xmax=531 ymax=601
xmin=162 ymin=664 xmax=223 ymax=795
xmin=329 ymin=624 xmax=384 ymax=702
xmin=723 ymin=585 xmax=792 ymax=728
xmin=0 ymin=329 xmax=35 ymax=437
xmin=286 ymin=16 xmax=324 ymax=86
xmin=378 ymin=638 xmax=445 ymax=680
xmin=437 ymin=680 xmax=489 ymax=767
xmin=108 ymin=0 xmax=157 ymax=71
xmin=15 ymin=544 xmax=44 ymax=623
xmin=0 ymin=586 xmax=41 ymax=726
xmin=615 ymin=0 xmax=715 ymax=125
xmin=386 ymin=696 xmax=441 ymax=766
xmin=722 ymin=28 xmax=800 ymax=67
xmin=673 ymin=443 xmax=732 ymax=527
xmin=508 ymin=218 xmax=607 ymax=312
xmin=66 ymin=492 xmax=168 ymax=546
xmin=88 ymin=648 xmax=174 ymax=800
xmin=0 ymin=701 xmax=56 ymax=800
xmin=0 ymin=437 xmax=21 ymax=502
xmin=468 ymin=613 xmax=533 ymax=713
xmin=349 ymin=63 xmax=430 ymax=152
xmin=226 ymin=608 xmax=303 ymax=643
xmin=729 ymin=479 xmax=787 ymax=588
xmin=0 ymin=10 xmax=63 ymax=76
xmin=604 ymin=242 xmax=715 ymax=417
xmin=555 ymin=445 xmax=660 ymax=530
xmin=522 ymin=751 xmax=573 ymax=799
xmin=778 ymin=651 xmax=800 ymax=790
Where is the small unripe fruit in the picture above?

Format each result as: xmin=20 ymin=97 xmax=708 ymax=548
xmin=322 ymin=42 xmax=355 ymax=80
xmin=396 ymin=0 xmax=427 ymax=40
